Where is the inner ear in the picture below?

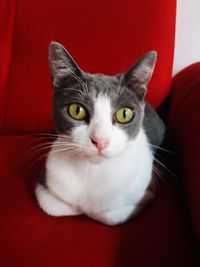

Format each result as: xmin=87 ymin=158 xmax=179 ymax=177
xmin=123 ymin=51 xmax=157 ymax=100
xmin=49 ymin=42 xmax=84 ymax=89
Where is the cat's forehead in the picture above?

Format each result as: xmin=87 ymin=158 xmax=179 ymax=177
xmin=86 ymin=73 xmax=121 ymax=97
xmin=85 ymin=73 xmax=140 ymax=108
xmin=87 ymin=73 xmax=119 ymax=87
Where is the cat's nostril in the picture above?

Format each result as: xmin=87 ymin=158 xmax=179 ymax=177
xmin=90 ymin=135 xmax=110 ymax=150
xmin=91 ymin=138 xmax=97 ymax=146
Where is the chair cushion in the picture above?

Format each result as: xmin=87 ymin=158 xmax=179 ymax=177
xmin=0 ymin=0 xmax=176 ymax=133
xmin=168 ymin=62 xmax=200 ymax=241
xmin=0 ymin=135 xmax=198 ymax=267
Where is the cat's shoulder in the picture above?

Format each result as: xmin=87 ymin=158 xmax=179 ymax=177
xmin=143 ymin=101 xmax=166 ymax=147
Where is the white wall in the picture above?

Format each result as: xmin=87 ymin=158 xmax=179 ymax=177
xmin=173 ymin=0 xmax=200 ymax=75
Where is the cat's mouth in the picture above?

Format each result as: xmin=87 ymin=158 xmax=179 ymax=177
xmin=88 ymin=155 xmax=104 ymax=164
xmin=85 ymin=149 xmax=111 ymax=164
xmin=98 ymin=150 xmax=110 ymax=158
xmin=94 ymin=149 xmax=115 ymax=162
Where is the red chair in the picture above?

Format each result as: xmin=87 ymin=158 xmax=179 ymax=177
xmin=0 ymin=0 xmax=199 ymax=266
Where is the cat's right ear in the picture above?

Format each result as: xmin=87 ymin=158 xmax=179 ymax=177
xmin=49 ymin=42 xmax=83 ymax=89
xmin=122 ymin=51 xmax=157 ymax=100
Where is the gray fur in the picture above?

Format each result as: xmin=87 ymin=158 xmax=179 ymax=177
xmin=49 ymin=42 xmax=165 ymax=145
xmin=143 ymin=103 xmax=165 ymax=146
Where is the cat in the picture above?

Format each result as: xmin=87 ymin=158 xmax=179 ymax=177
xmin=35 ymin=42 xmax=165 ymax=225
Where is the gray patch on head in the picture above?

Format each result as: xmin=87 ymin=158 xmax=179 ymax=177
xmin=52 ymin=73 xmax=144 ymax=140
xmin=85 ymin=74 xmax=145 ymax=140
xmin=52 ymin=83 xmax=94 ymax=134
xmin=49 ymin=42 xmax=164 ymax=143
xmin=110 ymin=83 xmax=144 ymax=139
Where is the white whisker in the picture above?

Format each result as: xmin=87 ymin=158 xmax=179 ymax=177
xmin=67 ymin=69 xmax=88 ymax=93
xmin=117 ymin=75 xmax=124 ymax=94
xmin=154 ymin=158 xmax=177 ymax=178
xmin=148 ymin=143 xmax=178 ymax=156
xmin=16 ymin=146 xmax=53 ymax=165
xmin=21 ymin=153 xmax=49 ymax=174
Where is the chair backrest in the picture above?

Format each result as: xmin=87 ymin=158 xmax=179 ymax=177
xmin=0 ymin=0 xmax=176 ymax=133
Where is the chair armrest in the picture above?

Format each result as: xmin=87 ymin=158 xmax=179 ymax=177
xmin=168 ymin=62 xmax=200 ymax=240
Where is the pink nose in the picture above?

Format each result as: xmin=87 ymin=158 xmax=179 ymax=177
xmin=91 ymin=135 xmax=110 ymax=150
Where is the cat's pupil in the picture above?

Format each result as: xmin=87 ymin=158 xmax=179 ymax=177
xmin=123 ymin=109 xmax=127 ymax=119
xmin=76 ymin=105 xmax=80 ymax=115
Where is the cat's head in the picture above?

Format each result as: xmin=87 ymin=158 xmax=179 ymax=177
xmin=49 ymin=42 xmax=157 ymax=162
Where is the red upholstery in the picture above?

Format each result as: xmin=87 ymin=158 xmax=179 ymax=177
xmin=1 ymin=0 xmax=200 ymax=266
xmin=0 ymin=0 xmax=176 ymax=133
xmin=0 ymin=0 xmax=16 ymax=129
xmin=168 ymin=62 xmax=200 ymax=241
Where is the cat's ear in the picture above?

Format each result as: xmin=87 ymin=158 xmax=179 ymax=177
xmin=123 ymin=51 xmax=157 ymax=100
xmin=49 ymin=42 xmax=83 ymax=89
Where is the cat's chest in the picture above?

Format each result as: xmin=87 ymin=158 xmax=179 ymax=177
xmin=46 ymin=143 xmax=153 ymax=213
xmin=47 ymin=151 xmax=135 ymax=195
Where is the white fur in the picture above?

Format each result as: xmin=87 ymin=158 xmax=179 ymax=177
xmin=35 ymin=95 xmax=154 ymax=225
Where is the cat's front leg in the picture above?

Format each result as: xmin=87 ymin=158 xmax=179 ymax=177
xmin=93 ymin=205 xmax=135 ymax=226
xmin=35 ymin=183 xmax=81 ymax=217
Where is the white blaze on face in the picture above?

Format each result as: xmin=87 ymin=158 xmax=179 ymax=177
xmin=72 ymin=95 xmax=128 ymax=159
xmin=89 ymin=95 xmax=112 ymax=141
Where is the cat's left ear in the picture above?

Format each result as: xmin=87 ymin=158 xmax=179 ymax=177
xmin=122 ymin=51 xmax=157 ymax=100
xmin=49 ymin=41 xmax=84 ymax=89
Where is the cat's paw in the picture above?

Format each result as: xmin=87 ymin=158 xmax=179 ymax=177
xmin=93 ymin=205 xmax=135 ymax=226
xmin=35 ymin=183 xmax=81 ymax=217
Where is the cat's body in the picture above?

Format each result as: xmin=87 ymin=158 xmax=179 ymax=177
xmin=35 ymin=42 xmax=165 ymax=225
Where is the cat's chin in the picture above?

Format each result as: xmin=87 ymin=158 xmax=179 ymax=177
xmin=86 ymin=152 xmax=110 ymax=164
xmin=85 ymin=150 xmax=118 ymax=164
xmin=88 ymin=156 xmax=104 ymax=164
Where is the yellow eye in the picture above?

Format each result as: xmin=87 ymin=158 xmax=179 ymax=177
xmin=68 ymin=103 xmax=86 ymax=121
xmin=115 ymin=107 xmax=134 ymax=124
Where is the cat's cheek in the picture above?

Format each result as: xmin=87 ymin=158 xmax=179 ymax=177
xmin=71 ymin=124 xmax=96 ymax=154
xmin=103 ymin=143 xmax=126 ymax=158
xmin=103 ymin=127 xmax=128 ymax=157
